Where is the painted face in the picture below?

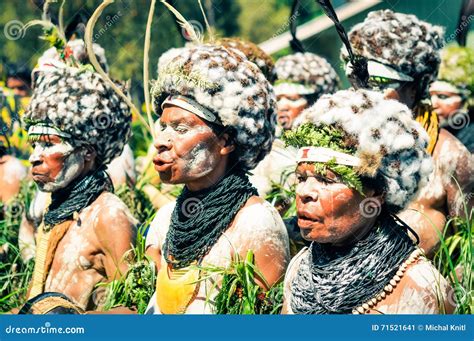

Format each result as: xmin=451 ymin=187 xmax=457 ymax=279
xmin=369 ymin=79 xmax=417 ymax=108
xmin=29 ymin=134 xmax=86 ymax=192
xmin=276 ymin=94 xmax=308 ymax=130
xmin=6 ymin=77 xmax=30 ymax=97
xmin=430 ymin=91 xmax=463 ymax=124
xmin=295 ymin=162 xmax=377 ymax=245
xmin=153 ymin=105 xmax=223 ymax=185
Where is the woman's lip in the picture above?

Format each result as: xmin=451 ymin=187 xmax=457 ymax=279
xmin=32 ymin=173 xmax=49 ymax=182
xmin=153 ymin=155 xmax=173 ymax=165
xmin=297 ymin=218 xmax=317 ymax=229
xmin=153 ymin=161 xmax=173 ymax=173
xmin=297 ymin=212 xmax=321 ymax=229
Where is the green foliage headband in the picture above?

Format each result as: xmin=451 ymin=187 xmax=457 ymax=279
xmin=283 ymin=123 xmax=364 ymax=194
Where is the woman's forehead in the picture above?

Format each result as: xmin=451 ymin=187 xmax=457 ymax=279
xmin=296 ymin=162 xmax=340 ymax=180
xmin=161 ymin=105 xmax=207 ymax=126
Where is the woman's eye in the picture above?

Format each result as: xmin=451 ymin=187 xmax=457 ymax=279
xmin=296 ymin=175 xmax=305 ymax=182
xmin=45 ymin=142 xmax=53 ymax=148
xmin=175 ymin=125 xmax=189 ymax=133
xmin=437 ymin=94 xmax=449 ymax=100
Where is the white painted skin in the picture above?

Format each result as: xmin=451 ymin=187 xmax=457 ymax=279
xmin=43 ymin=192 xmax=138 ymax=310
xmin=277 ymin=97 xmax=308 ymax=108
xmin=181 ymin=140 xmax=218 ymax=179
xmin=282 ymin=249 xmax=452 ymax=314
xmin=1 ymin=156 xmax=27 ymax=185
xmin=431 ymin=93 xmax=463 ymax=107
xmin=249 ymin=139 xmax=297 ymax=197
xmin=295 ymin=172 xmax=347 ymax=198
xmin=156 ymin=121 xmax=219 ymax=179
xmin=106 ymin=144 xmax=136 ymax=188
xmin=29 ymin=138 xmax=86 ymax=192
xmin=144 ymin=200 xmax=290 ymax=314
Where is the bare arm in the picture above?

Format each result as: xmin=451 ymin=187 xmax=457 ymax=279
xmin=234 ymin=198 xmax=290 ymax=289
xmin=95 ymin=206 xmax=137 ymax=280
xmin=445 ymin=140 xmax=474 ymax=218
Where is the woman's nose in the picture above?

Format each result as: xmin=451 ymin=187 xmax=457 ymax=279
xmin=296 ymin=180 xmax=319 ymax=204
xmin=28 ymin=147 xmax=43 ymax=165
xmin=153 ymin=131 xmax=172 ymax=153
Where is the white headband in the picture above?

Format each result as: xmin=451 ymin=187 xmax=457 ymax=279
xmin=297 ymin=146 xmax=360 ymax=167
xmin=28 ymin=124 xmax=72 ymax=139
xmin=346 ymin=60 xmax=414 ymax=82
xmin=161 ymin=95 xmax=221 ymax=125
xmin=430 ymin=81 xmax=470 ymax=97
xmin=274 ymin=82 xmax=315 ymax=96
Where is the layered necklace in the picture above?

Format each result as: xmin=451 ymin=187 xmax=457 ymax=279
xmin=290 ymin=213 xmax=417 ymax=314
xmin=163 ymin=169 xmax=257 ymax=269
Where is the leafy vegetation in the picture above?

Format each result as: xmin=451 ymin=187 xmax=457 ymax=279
xmin=201 ymin=250 xmax=284 ymax=314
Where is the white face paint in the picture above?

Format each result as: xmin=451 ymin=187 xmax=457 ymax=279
xmin=431 ymin=93 xmax=463 ymax=107
xmin=29 ymin=136 xmax=86 ymax=192
xmin=277 ymin=97 xmax=308 ymax=109
xmin=48 ymin=151 xmax=85 ymax=191
xmin=182 ymin=140 xmax=218 ymax=179
xmin=156 ymin=120 xmax=220 ymax=181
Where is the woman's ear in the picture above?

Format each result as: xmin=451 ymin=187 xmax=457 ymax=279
xmin=218 ymin=133 xmax=235 ymax=156
xmin=362 ymin=187 xmax=385 ymax=206
xmin=373 ymin=192 xmax=385 ymax=206
xmin=83 ymin=145 xmax=97 ymax=162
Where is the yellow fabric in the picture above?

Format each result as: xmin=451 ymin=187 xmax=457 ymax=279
xmin=156 ymin=264 xmax=200 ymax=314
xmin=415 ymin=103 xmax=439 ymax=155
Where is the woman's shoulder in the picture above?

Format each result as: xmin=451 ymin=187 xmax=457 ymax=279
xmin=231 ymin=197 xmax=289 ymax=247
xmin=374 ymin=257 xmax=455 ymax=314
xmin=145 ymin=201 xmax=176 ymax=247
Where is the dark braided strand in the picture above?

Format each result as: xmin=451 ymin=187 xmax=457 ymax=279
xmin=163 ymin=170 xmax=258 ymax=269
xmin=290 ymin=213 xmax=416 ymax=314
